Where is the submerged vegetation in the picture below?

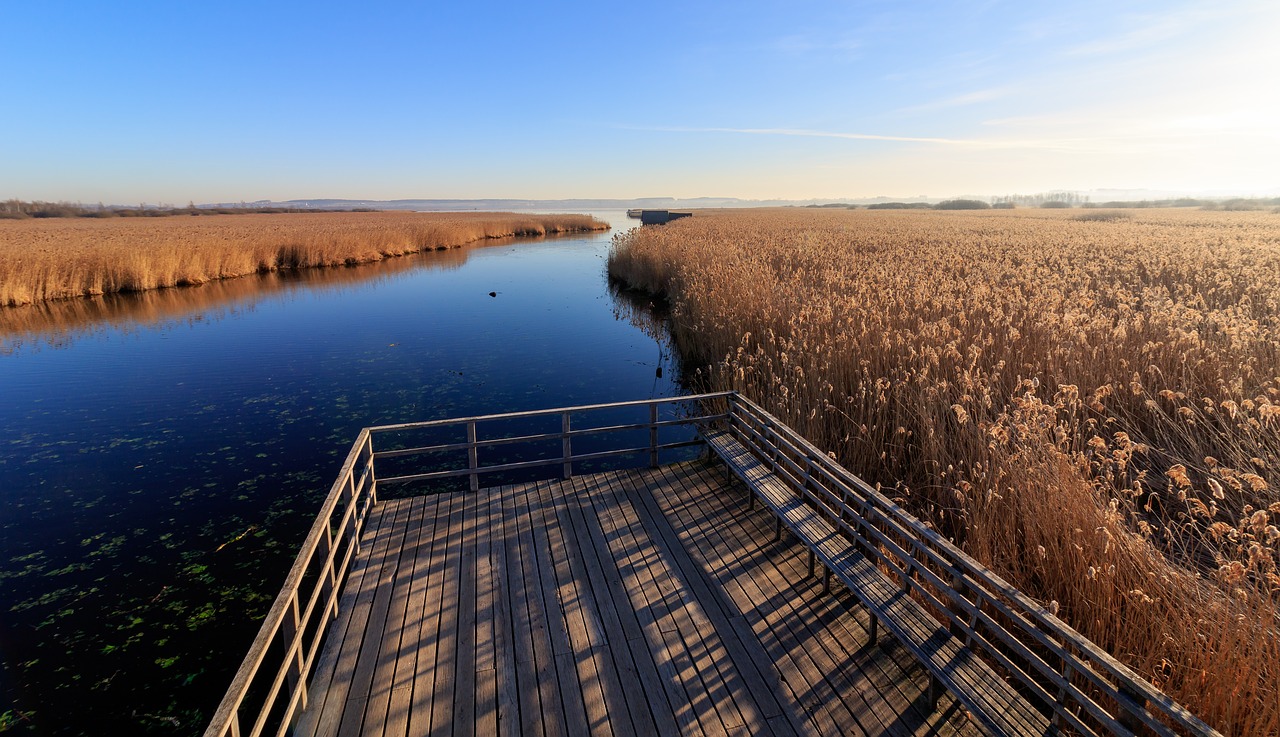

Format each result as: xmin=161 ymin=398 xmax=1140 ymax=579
xmin=0 ymin=211 xmax=606 ymax=306
xmin=609 ymin=207 xmax=1280 ymax=735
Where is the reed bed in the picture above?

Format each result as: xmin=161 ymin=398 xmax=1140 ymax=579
xmin=0 ymin=244 xmax=481 ymax=351
xmin=0 ymin=211 xmax=606 ymax=306
xmin=609 ymin=207 xmax=1280 ymax=735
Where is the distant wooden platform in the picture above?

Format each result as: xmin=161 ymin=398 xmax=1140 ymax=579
xmin=294 ymin=460 xmax=977 ymax=737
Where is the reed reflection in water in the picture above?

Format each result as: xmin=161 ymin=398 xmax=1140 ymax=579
xmin=0 ymin=238 xmax=516 ymax=351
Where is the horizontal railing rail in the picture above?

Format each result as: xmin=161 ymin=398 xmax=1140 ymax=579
xmin=724 ymin=393 xmax=1220 ymax=737
xmin=204 ymin=430 xmax=377 ymax=737
xmin=369 ymin=392 xmax=734 ymax=491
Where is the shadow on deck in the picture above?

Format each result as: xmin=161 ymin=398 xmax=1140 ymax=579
xmin=295 ymin=460 xmax=975 ymax=737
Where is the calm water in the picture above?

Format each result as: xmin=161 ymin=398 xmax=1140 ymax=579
xmin=0 ymin=212 xmax=685 ymax=734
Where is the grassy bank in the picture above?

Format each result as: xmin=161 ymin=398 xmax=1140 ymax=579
xmin=609 ymin=207 xmax=1280 ymax=735
xmin=0 ymin=211 xmax=606 ymax=306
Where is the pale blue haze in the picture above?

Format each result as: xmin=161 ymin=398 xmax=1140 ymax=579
xmin=2 ymin=0 xmax=1276 ymax=201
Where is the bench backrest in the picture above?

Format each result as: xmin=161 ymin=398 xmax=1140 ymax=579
xmin=724 ymin=393 xmax=1220 ymax=737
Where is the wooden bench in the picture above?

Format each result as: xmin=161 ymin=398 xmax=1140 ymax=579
xmin=706 ymin=429 xmax=1054 ymax=737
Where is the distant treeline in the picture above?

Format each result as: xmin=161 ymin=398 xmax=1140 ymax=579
xmin=1093 ymin=197 xmax=1280 ymax=210
xmin=826 ymin=200 xmax=991 ymax=210
xmin=866 ymin=200 xmax=991 ymax=210
xmin=990 ymin=191 xmax=1089 ymax=207
xmin=804 ymin=196 xmax=1280 ymax=212
xmin=0 ymin=200 xmax=378 ymax=220
xmin=993 ymin=192 xmax=1280 ymax=210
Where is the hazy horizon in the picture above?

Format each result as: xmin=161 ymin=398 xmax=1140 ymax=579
xmin=3 ymin=0 xmax=1277 ymax=203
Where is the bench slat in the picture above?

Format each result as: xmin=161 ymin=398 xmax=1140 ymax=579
xmin=706 ymin=430 xmax=1055 ymax=737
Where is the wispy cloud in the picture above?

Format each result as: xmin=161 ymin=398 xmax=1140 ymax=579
xmin=1063 ymin=12 xmax=1199 ymax=57
xmin=625 ymin=124 xmax=1106 ymax=151
xmin=896 ymin=87 xmax=1013 ymax=114
xmin=630 ymin=125 xmax=972 ymax=146
xmin=618 ymin=122 xmax=1275 ymax=157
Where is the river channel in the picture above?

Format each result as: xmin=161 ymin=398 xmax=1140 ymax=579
xmin=0 ymin=211 xmax=686 ymax=734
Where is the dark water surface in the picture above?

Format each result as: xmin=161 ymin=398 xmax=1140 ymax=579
xmin=0 ymin=212 xmax=683 ymax=734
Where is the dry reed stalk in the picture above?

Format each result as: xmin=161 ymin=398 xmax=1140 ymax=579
xmin=609 ymin=207 xmax=1280 ymax=735
xmin=0 ymin=211 xmax=606 ymax=306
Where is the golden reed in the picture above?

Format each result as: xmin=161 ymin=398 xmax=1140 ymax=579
xmin=610 ymin=207 xmax=1280 ymax=735
xmin=0 ymin=211 xmax=606 ymax=306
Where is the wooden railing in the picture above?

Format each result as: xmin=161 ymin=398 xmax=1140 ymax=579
xmin=204 ymin=430 xmax=376 ymax=737
xmin=724 ymin=393 xmax=1221 ymax=737
xmin=367 ymin=392 xmax=732 ymax=491
xmin=203 ymin=393 xmax=729 ymax=737
xmin=206 ymin=390 xmax=1218 ymax=737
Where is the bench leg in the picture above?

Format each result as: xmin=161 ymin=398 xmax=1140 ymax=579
xmin=868 ymin=614 xmax=878 ymax=645
xmin=745 ymin=490 xmax=755 ymax=510
xmin=822 ymin=566 xmax=832 ymax=594
xmin=773 ymin=515 xmax=783 ymax=541
xmin=927 ymin=675 xmax=943 ymax=712
xmin=807 ymin=550 xmax=815 ymax=578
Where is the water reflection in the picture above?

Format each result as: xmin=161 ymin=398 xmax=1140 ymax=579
xmin=0 ymin=236 xmax=561 ymax=352
xmin=610 ymin=280 xmax=670 ymax=345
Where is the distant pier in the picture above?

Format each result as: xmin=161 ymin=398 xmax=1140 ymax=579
xmin=627 ymin=209 xmax=692 ymax=225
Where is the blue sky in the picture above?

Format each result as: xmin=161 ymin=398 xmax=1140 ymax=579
xmin=2 ymin=0 xmax=1277 ymax=202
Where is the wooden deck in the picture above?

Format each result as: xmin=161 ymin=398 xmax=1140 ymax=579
xmin=294 ymin=459 xmax=978 ymax=737
xmin=209 ymin=394 xmax=1220 ymax=737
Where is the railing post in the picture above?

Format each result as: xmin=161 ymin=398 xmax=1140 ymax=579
xmin=320 ymin=524 xmax=337 ymax=621
xmin=365 ymin=436 xmax=377 ymax=507
xmin=1117 ymin=685 xmax=1146 ymax=733
xmin=467 ymin=422 xmax=479 ymax=492
xmin=562 ymin=413 xmax=572 ymax=479
xmin=281 ymin=592 xmax=307 ymax=724
xmin=947 ymin=572 xmax=971 ymax=643
xmin=345 ymin=470 xmax=360 ymax=556
xmin=765 ymin=425 xmax=775 ymax=462
xmin=1054 ymin=662 xmax=1075 ymax=730
xmin=649 ymin=403 xmax=659 ymax=468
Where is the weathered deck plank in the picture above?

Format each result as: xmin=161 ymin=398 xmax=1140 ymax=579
xmin=566 ymin=473 xmax=678 ymax=737
xmin=299 ymin=461 xmax=979 ymax=737
xmin=405 ymin=485 xmax=452 ymax=735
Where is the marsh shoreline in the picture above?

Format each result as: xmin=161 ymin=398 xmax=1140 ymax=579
xmin=0 ymin=211 xmax=608 ymax=307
